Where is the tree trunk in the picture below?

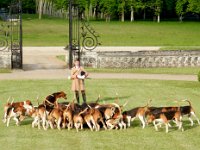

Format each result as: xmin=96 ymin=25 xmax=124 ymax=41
xmin=43 ymin=0 xmax=47 ymax=15
xmin=38 ymin=0 xmax=43 ymax=19
xmin=93 ymin=8 xmax=96 ymax=19
xmin=131 ymin=6 xmax=134 ymax=22
xmin=89 ymin=4 xmax=93 ymax=18
xmin=101 ymin=12 xmax=103 ymax=19
xmin=157 ymin=14 xmax=160 ymax=23
xmin=179 ymin=15 xmax=183 ymax=22
xmin=106 ymin=14 xmax=110 ymax=22
xmin=121 ymin=10 xmax=124 ymax=22
xmin=143 ymin=8 xmax=146 ymax=20
xmin=36 ymin=0 xmax=39 ymax=14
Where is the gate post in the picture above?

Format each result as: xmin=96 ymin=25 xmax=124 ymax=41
xmin=68 ymin=0 xmax=80 ymax=69
xmin=68 ymin=0 xmax=73 ymax=69
xmin=10 ymin=0 xmax=23 ymax=69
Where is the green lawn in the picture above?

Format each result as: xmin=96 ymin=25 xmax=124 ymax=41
xmin=21 ymin=14 xmax=200 ymax=47
xmin=0 ymin=79 xmax=200 ymax=150
xmin=0 ymin=69 xmax=11 ymax=73
xmin=86 ymin=67 xmax=200 ymax=75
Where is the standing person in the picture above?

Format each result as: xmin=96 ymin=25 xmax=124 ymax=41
xmin=70 ymin=60 xmax=88 ymax=104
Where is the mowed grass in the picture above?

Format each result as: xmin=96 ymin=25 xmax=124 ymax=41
xmin=0 ymin=69 xmax=11 ymax=73
xmin=86 ymin=67 xmax=200 ymax=75
xmin=0 ymin=79 xmax=200 ymax=150
xmin=21 ymin=14 xmax=200 ymax=47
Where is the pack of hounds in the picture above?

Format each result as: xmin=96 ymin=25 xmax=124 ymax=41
xmin=2 ymin=91 xmax=200 ymax=133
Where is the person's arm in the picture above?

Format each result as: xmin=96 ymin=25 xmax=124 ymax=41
xmin=71 ymin=68 xmax=78 ymax=79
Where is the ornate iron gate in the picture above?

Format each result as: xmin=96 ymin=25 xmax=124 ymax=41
xmin=68 ymin=0 xmax=100 ymax=68
xmin=9 ymin=0 xmax=23 ymax=69
xmin=0 ymin=21 xmax=9 ymax=52
xmin=0 ymin=7 xmax=9 ymax=52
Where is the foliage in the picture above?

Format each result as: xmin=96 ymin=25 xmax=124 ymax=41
xmin=187 ymin=0 xmax=200 ymax=14
xmin=22 ymin=0 xmax=36 ymax=13
xmin=198 ymin=70 xmax=200 ymax=82
xmin=176 ymin=0 xmax=188 ymax=21
xmin=1 ymin=0 xmax=200 ymax=21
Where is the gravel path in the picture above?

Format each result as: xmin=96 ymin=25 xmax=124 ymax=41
xmin=0 ymin=47 xmax=197 ymax=81
xmin=0 ymin=69 xmax=196 ymax=81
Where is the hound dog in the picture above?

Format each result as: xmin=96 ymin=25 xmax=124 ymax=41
xmin=43 ymin=91 xmax=67 ymax=112
xmin=122 ymin=100 xmax=151 ymax=128
xmin=5 ymin=105 xmax=33 ymax=127
xmin=73 ymin=108 xmax=88 ymax=132
xmin=147 ymin=108 xmax=184 ymax=133
xmin=103 ymin=103 xmax=126 ymax=130
xmin=63 ymin=103 xmax=73 ymax=130
xmin=146 ymin=100 xmax=200 ymax=126
xmin=3 ymin=98 xmax=33 ymax=123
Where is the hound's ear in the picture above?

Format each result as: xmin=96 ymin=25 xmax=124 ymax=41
xmin=60 ymin=91 xmax=64 ymax=94
xmin=66 ymin=104 xmax=70 ymax=109
xmin=111 ymin=107 xmax=115 ymax=111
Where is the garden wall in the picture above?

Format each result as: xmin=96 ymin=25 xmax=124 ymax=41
xmin=81 ymin=50 xmax=200 ymax=68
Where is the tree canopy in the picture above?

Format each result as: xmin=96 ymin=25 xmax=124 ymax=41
xmin=0 ymin=0 xmax=199 ymax=22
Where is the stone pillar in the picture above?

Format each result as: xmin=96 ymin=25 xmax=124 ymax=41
xmin=0 ymin=51 xmax=11 ymax=69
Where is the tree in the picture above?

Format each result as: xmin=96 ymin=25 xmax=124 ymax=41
xmin=100 ymin=0 xmax=116 ymax=22
xmin=22 ymin=0 xmax=36 ymax=14
xmin=154 ymin=0 xmax=163 ymax=22
xmin=127 ymin=0 xmax=140 ymax=22
xmin=176 ymin=0 xmax=188 ymax=22
xmin=0 ymin=0 xmax=10 ymax=8
xmin=187 ymin=0 xmax=200 ymax=14
xmin=118 ymin=0 xmax=126 ymax=22
xmin=137 ymin=0 xmax=149 ymax=20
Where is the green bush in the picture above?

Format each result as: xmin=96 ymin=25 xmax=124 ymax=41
xmin=198 ymin=71 xmax=200 ymax=82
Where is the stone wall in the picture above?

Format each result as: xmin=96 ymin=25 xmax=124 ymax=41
xmin=0 ymin=51 xmax=11 ymax=69
xmin=81 ymin=50 xmax=200 ymax=68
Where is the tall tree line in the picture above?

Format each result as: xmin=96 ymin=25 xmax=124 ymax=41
xmin=0 ymin=0 xmax=199 ymax=22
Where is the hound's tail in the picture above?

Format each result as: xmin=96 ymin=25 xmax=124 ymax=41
xmin=182 ymin=99 xmax=192 ymax=106
xmin=78 ymin=108 xmax=88 ymax=116
xmin=95 ymin=94 xmax=101 ymax=103
xmin=36 ymin=95 xmax=40 ymax=106
xmin=145 ymin=99 xmax=152 ymax=108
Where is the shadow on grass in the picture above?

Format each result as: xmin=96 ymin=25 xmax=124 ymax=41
xmin=99 ymin=96 xmax=131 ymax=102
xmin=143 ymin=120 xmax=199 ymax=133
xmin=20 ymin=118 xmax=33 ymax=126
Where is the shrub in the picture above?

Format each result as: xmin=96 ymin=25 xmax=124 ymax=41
xmin=198 ymin=71 xmax=200 ymax=82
